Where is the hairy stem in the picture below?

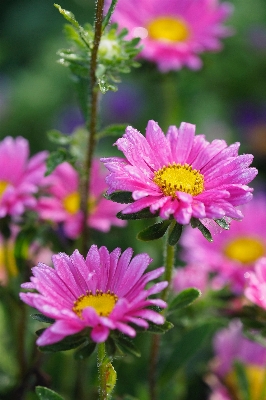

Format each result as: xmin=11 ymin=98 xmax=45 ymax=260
xmin=80 ymin=0 xmax=105 ymax=254
xmin=97 ymin=342 xmax=107 ymax=400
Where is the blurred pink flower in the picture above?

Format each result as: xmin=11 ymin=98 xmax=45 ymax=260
xmin=245 ymin=257 xmax=266 ymax=309
xmin=0 ymin=235 xmax=17 ymax=286
xmin=208 ymin=320 xmax=266 ymax=400
xmin=181 ymin=196 xmax=266 ymax=293
xmin=0 ymin=136 xmax=47 ymax=218
xmin=20 ymin=246 xmax=167 ymax=344
xmin=37 ymin=160 xmax=126 ymax=239
xmin=106 ymin=0 xmax=233 ymax=72
xmin=172 ymin=264 xmax=208 ymax=294
xmin=101 ymin=120 xmax=257 ymax=226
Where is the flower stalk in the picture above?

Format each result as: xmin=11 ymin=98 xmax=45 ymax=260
xmin=97 ymin=342 xmax=107 ymax=400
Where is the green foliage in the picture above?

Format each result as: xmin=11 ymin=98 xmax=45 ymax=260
xmin=74 ymin=342 xmax=96 ymax=360
xmin=96 ymin=123 xmax=128 ymax=139
xmin=234 ymin=361 xmax=251 ymax=400
xmin=31 ymin=314 xmax=55 ymax=324
xmin=168 ymin=288 xmax=201 ymax=314
xmin=117 ymin=208 xmax=159 ymax=220
xmin=214 ymin=217 xmax=230 ymax=230
xmin=112 ymin=333 xmax=141 ymax=357
xmin=45 ymin=148 xmax=76 ymax=176
xmin=36 ymin=386 xmax=64 ymax=400
xmin=105 ymin=191 xmax=134 ymax=204
xmin=137 ymin=220 xmax=171 ymax=241
xmin=190 ymin=218 xmax=213 ymax=242
xmin=168 ymin=222 xmax=183 ymax=246
xmin=37 ymin=330 xmax=88 ymax=353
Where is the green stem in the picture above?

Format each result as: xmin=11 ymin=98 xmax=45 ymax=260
xmin=161 ymin=222 xmax=176 ymax=302
xmin=97 ymin=342 xmax=107 ymax=400
xmin=80 ymin=0 xmax=105 ymax=254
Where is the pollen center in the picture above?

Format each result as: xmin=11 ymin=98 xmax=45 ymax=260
xmin=225 ymin=365 xmax=266 ymax=400
xmin=224 ymin=236 xmax=265 ymax=264
xmin=73 ymin=290 xmax=118 ymax=318
xmin=0 ymin=181 xmax=8 ymax=198
xmin=153 ymin=163 xmax=204 ymax=197
xmin=63 ymin=192 xmax=97 ymax=215
xmin=147 ymin=17 xmax=190 ymax=42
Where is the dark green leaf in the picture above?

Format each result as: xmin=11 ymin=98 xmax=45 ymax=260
xmin=137 ymin=220 xmax=171 ymax=241
xmin=104 ymin=191 xmax=134 ymax=204
xmin=74 ymin=342 xmax=96 ymax=360
xmin=117 ymin=208 xmax=158 ymax=220
xmin=105 ymin=337 xmax=117 ymax=357
xmin=31 ymin=314 xmax=55 ymax=324
xmin=54 ymin=4 xmax=79 ymax=28
xmin=168 ymin=288 xmax=201 ymax=314
xmin=36 ymin=386 xmax=64 ymax=400
xmin=14 ymin=227 xmax=36 ymax=272
xmin=47 ymin=130 xmax=72 ymax=145
xmin=113 ymin=333 xmax=141 ymax=357
xmin=45 ymin=148 xmax=76 ymax=176
xmin=214 ymin=217 xmax=230 ymax=230
xmin=234 ymin=361 xmax=250 ymax=400
xmin=96 ymin=124 xmax=127 ymax=140
xmin=191 ymin=218 xmax=213 ymax=242
xmin=146 ymin=320 xmax=174 ymax=334
xmin=38 ymin=332 xmax=87 ymax=352
xmin=168 ymin=223 xmax=183 ymax=246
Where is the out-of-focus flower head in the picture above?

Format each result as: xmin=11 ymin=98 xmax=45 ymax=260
xmin=172 ymin=264 xmax=208 ymax=294
xmin=37 ymin=159 xmax=126 ymax=239
xmin=181 ymin=196 xmax=266 ymax=293
xmin=20 ymin=246 xmax=167 ymax=344
xmin=101 ymin=120 xmax=257 ymax=226
xmin=105 ymin=0 xmax=233 ymax=72
xmin=245 ymin=257 xmax=266 ymax=309
xmin=208 ymin=320 xmax=266 ymax=400
xmin=0 ymin=136 xmax=47 ymax=218
xmin=0 ymin=234 xmax=17 ymax=286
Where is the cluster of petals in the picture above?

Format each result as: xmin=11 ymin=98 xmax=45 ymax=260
xmin=37 ymin=160 xmax=126 ymax=239
xmin=101 ymin=120 xmax=257 ymax=226
xmin=245 ymin=257 xmax=266 ymax=310
xmin=181 ymin=196 xmax=266 ymax=293
xmin=20 ymin=245 xmax=167 ymax=344
xmin=172 ymin=264 xmax=208 ymax=294
xmin=105 ymin=0 xmax=233 ymax=72
xmin=208 ymin=320 xmax=266 ymax=399
xmin=0 ymin=136 xmax=47 ymax=218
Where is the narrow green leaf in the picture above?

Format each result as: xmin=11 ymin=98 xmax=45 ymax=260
xmin=117 ymin=208 xmax=158 ymax=220
xmin=45 ymin=149 xmax=75 ymax=176
xmin=137 ymin=220 xmax=171 ymax=241
xmin=47 ymin=130 xmax=72 ymax=145
xmin=102 ymin=0 xmax=119 ymax=31
xmin=31 ymin=314 xmax=55 ymax=324
xmin=36 ymin=386 xmax=64 ymax=400
xmin=54 ymin=4 xmax=79 ymax=28
xmin=214 ymin=217 xmax=230 ymax=230
xmin=191 ymin=218 xmax=213 ymax=242
xmin=74 ymin=342 xmax=96 ymax=360
xmin=168 ymin=223 xmax=183 ymax=246
xmin=113 ymin=334 xmax=141 ymax=357
xmin=146 ymin=320 xmax=174 ymax=334
xmin=96 ymin=124 xmax=127 ymax=140
xmin=168 ymin=288 xmax=201 ymax=314
xmin=234 ymin=361 xmax=250 ymax=400
xmin=104 ymin=191 xmax=134 ymax=204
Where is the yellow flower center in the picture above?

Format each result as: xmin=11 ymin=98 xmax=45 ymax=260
xmin=0 ymin=181 xmax=8 ymax=198
xmin=153 ymin=163 xmax=204 ymax=197
xmin=0 ymin=241 xmax=18 ymax=280
xmin=147 ymin=16 xmax=190 ymax=42
xmin=224 ymin=236 xmax=265 ymax=264
xmin=73 ymin=290 xmax=118 ymax=318
xmin=63 ymin=192 xmax=97 ymax=215
xmin=224 ymin=365 xmax=266 ymax=400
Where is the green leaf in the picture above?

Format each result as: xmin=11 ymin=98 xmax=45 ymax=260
xmin=146 ymin=320 xmax=174 ymax=334
xmin=214 ymin=217 xmax=230 ymax=230
xmin=38 ymin=332 xmax=87 ymax=352
xmin=104 ymin=361 xmax=117 ymax=396
xmin=14 ymin=227 xmax=36 ymax=272
xmin=54 ymin=4 xmax=79 ymax=28
xmin=191 ymin=218 xmax=213 ymax=242
xmin=36 ymin=386 xmax=64 ymax=400
xmin=137 ymin=220 xmax=171 ymax=241
xmin=168 ymin=288 xmax=201 ymax=314
xmin=117 ymin=208 xmax=158 ymax=220
xmin=102 ymin=0 xmax=119 ymax=31
xmin=104 ymin=191 xmax=134 ymax=204
xmin=47 ymin=130 xmax=72 ymax=145
xmin=45 ymin=148 xmax=76 ymax=176
xmin=74 ymin=342 xmax=96 ymax=360
xmin=96 ymin=124 xmax=128 ymax=140
xmin=31 ymin=314 xmax=55 ymax=324
xmin=168 ymin=223 xmax=183 ymax=246
xmin=113 ymin=333 xmax=141 ymax=357
xmin=234 ymin=361 xmax=250 ymax=400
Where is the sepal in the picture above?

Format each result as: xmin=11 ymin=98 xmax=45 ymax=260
xmin=137 ymin=220 xmax=171 ymax=241
xmin=191 ymin=218 xmax=213 ymax=242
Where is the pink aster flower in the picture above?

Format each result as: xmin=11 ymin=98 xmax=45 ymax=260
xmin=106 ymin=0 xmax=233 ymax=72
xmin=20 ymin=246 xmax=167 ymax=344
xmin=181 ymin=196 xmax=266 ymax=293
xmin=37 ymin=160 xmax=126 ymax=239
xmin=0 ymin=136 xmax=47 ymax=218
xmin=172 ymin=264 xmax=208 ymax=294
xmin=208 ymin=320 xmax=266 ymax=400
xmin=245 ymin=257 xmax=266 ymax=309
xmin=101 ymin=120 xmax=257 ymax=226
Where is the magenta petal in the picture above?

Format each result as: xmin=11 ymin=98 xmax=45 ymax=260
xmin=36 ymin=326 xmax=66 ymax=346
xmin=82 ymin=307 xmax=101 ymax=326
xmin=91 ymin=325 xmax=110 ymax=343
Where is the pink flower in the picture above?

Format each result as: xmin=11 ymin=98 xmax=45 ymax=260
xmin=101 ymin=120 xmax=257 ymax=226
xmin=20 ymin=246 xmax=167 ymax=344
xmin=245 ymin=257 xmax=266 ymax=309
xmin=181 ymin=196 xmax=266 ymax=293
xmin=208 ymin=320 xmax=266 ymax=400
xmin=37 ymin=160 xmax=126 ymax=239
xmin=172 ymin=264 xmax=208 ymax=294
xmin=105 ymin=0 xmax=233 ymax=72
xmin=0 ymin=136 xmax=47 ymax=218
